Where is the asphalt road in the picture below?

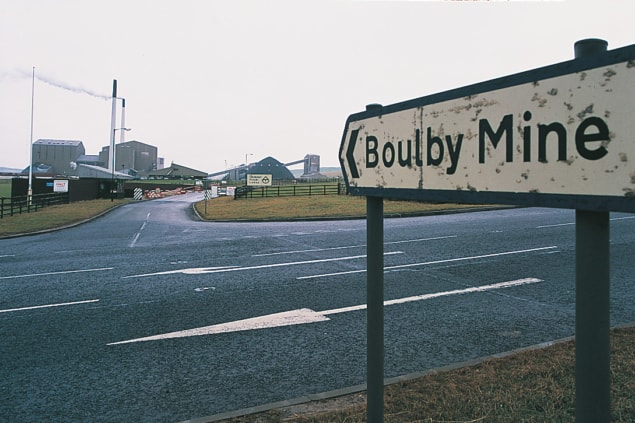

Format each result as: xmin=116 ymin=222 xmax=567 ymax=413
xmin=1 ymin=193 xmax=633 ymax=422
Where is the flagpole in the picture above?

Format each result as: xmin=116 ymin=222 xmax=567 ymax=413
xmin=28 ymin=66 xmax=35 ymax=204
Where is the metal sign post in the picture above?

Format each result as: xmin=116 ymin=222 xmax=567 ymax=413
xmin=366 ymin=195 xmax=384 ymax=423
xmin=339 ymin=39 xmax=632 ymax=422
xmin=574 ymin=39 xmax=610 ymax=423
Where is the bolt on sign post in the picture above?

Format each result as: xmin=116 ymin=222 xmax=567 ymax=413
xmin=339 ymin=39 xmax=634 ymax=423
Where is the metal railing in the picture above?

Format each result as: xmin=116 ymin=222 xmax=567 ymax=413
xmin=0 ymin=192 xmax=70 ymax=218
xmin=234 ymin=183 xmax=346 ymax=199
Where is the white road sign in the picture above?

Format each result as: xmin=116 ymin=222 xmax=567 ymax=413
xmin=340 ymin=45 xmax=635 ymax=212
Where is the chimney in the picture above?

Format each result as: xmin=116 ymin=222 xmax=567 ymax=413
xmin=120 ymin=98 xmax=126 ymax=144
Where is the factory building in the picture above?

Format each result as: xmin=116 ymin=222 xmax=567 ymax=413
xmin=30 ymin=139 xmax=85 ymax=176
xmin=99 ymin=140 xmax=158 ymax=176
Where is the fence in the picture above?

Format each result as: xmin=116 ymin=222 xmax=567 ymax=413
xmin=234 ymin=183 xmax=346 ymax=199
xmin=0 ymin=192 xmax=70 ymax=219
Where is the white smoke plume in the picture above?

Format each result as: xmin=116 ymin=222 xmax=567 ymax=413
xmin=10 ymin=68 xmax=110 ymax=100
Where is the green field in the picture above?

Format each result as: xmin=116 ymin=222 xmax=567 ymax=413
xmin=0 ymin=179 xmax=11 ymax=198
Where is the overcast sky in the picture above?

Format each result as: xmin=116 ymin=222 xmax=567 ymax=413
xmin=1 ymin=0 xmax=633 ymax=173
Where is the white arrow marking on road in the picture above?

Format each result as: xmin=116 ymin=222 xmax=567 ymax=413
xmin=108 ymin=277 xmax=542 ymax=345
xmin=121 ymin=252 xmax=404 ymax=279
xmin=0 ymin=299 xmax=100 ymax=313
xmin=123 ymin=266 xmax=241 ymax=278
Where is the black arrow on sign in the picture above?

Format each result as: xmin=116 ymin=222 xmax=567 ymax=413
xmin=346 ymin=128 xmax=360 ymax=179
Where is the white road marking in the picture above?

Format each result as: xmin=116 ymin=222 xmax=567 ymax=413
xmin=611 ymin=216 xmax=635 ymax=221
xmin=253 ymin=245 xmax=364 ymax=257
xmin=129 ymin=213 xmax=151 ymax=248
xmin=297 ymin=246 xmax=557 ymax=280
xmin=536 ymin=222 xmax=575 ymax=229
xmin=0 ymin=267 xmax=113 ymax=280
xmin=537 ymin=215 xmax=635 ymax=229
xmin=0 ymin=299 xmax=100 ymax=313
xmin=253 ymin=235 xmax=457 ymax=258
xmin=108 ymin=277 xmax=542 ymax=345
xmin=122 ymin=252 xmax=404 ymax=279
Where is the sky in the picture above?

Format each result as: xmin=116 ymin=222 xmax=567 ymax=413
xmin=1 ymin=0 xmax=633 ymax=174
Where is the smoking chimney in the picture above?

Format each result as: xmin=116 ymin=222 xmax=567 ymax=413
xmin=120 ymin=98 xmax=126 ymax=144
xmin=108 ymin=80 xmax=117 ymax=171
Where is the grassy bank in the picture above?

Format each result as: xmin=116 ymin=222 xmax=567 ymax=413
xmin=0 ymin=199 xmax=128 ymax=237
xmin=194 ymin=195 xmax=489 ymax=220
xmin=218 ymin=326 xmax=635 ymax=423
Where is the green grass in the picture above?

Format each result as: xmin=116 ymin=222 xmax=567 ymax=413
xmin=194 ymin=195 xmax=490 ymax=220
xmin=219 ymin=326 xmax=635 ymax=423
xmin=0 ymin=199 xmax=128 ymax=237
xmin=0 ymin=179 xmax=11 ymax=198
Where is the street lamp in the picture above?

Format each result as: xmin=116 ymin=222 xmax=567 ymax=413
xmin=27 ymin=67 xmax=35 ymax=205
xmin=245 ymin=153 xmax=253 ymax=165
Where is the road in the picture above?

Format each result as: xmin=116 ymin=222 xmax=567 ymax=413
xmin=1 ymin=193 xmax=633 ymax=422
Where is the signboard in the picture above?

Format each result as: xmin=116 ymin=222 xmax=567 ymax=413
xmin=339 ymin=44 xmax=635 ymax=212
xmin=247 ymin=174 xmax=272 ymax=187
xmin=53 ymin=180 xmax=69 ymax=193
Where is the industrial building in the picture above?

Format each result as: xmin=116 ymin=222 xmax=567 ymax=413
xmin=147 ymin=162 xmax=207 ymax=179
xmin=99 ymin=140 xmax=159 ymax=176
xmin=30 ymin=139 xmax=85 ymax=176
xmin=24 ymin=138 xmax=162 ymax=178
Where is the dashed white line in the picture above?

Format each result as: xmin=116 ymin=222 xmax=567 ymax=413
xmin=253 ymin=235 xmax=457 ymax=257
xmin=122 ymin=252 xmax=404 ymax=279
xmin=536 ymin=222 xmax=575 ymax=229
xmin=537 ymin=215 xmax=635 ymax=229
xmin=611 ymin=216 xmax=635 ymax=221
xmin=0 ymin=299 xmax=100 ymax=313
xmin=0 ymin=267 xmax=114 ymax=280
xmin=130 ymin=212 xmax=151 ymax=248
xmin=297 ymin=246 xmax=557 ymax=280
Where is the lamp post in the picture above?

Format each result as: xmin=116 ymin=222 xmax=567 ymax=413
xmin=245 ymin=153 xmax=253 ymax=166
xmin=27 ymin=67 xmax=35 ymax=205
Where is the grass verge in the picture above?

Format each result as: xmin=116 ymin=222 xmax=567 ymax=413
xmin=194 ymin=195 xmax=492 ymax=220
xmin=0 ymin=199 xmax=129 ymax=237
xmin=217 ymin=326 xmax=635 ymax=423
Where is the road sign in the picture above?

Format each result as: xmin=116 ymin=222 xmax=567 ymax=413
xmin=247 ymin=174 xmax=272 ymax=186
xmin=339 ymin=44 xmax=635 ymax=212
